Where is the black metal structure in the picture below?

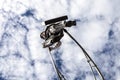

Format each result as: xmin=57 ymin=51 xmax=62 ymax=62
xmin=45 ymin=15 xmax=68 ymax=25
xmin=41 ymin=15 xmax=105 ymax=80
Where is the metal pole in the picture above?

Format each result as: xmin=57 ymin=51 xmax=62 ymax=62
xmin=63 ymin=29 xmax=104 ymax=80
xmin=48 ymin=48 xmax=66 ymax=80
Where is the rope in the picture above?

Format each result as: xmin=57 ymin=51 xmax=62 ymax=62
xmin=48 ymin=48 xmax=66 ymax=80
xmin=63 ymin=29 xmax=104 ymax=80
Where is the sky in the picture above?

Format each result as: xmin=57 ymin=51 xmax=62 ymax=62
xmin=0 ymin=0 xmax=120 ymax=80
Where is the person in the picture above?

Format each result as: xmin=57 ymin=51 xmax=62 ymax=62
xmin=40 ymin=22 xmax=65 ymax=51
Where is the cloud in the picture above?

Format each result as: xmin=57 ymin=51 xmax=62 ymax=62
xmin=0 ymin=0 xmax=120 ymax=80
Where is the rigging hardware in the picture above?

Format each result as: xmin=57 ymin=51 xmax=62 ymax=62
xmin=40 ymin=15 xmax=104 ymax=80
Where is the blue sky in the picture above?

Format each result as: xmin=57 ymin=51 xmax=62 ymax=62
xmin=0 ymin=0 xmax=120 ymax=80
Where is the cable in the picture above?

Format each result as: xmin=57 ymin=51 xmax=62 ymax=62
xmin=63 ymin=29 xmax=104 ymax=80
xmin=48 ymin=48 xmax=66 ymax=80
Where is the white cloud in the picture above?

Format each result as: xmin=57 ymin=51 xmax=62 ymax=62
xmin=0 ymin=0 xmax=120 ymax=80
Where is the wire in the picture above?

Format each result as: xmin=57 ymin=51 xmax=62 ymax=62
xmin=63 ymin=29 xmax=104 ymax=80
xmin=48 ymin=48 xmax=66 ymax=80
